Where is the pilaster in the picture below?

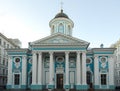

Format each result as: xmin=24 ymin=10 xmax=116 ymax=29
xmin=108 ymin=56 xmax=114 ymax=89
xmin=32 ymin=51 xmax=37 ymax=85
xmin=94 ymin=55 xmax=99 ymax=89
xmin=21 ymin=56 xmax=27 ymax=89
xmin=7 ymin=56 xmax=12 ymax=89
xmin=82 ymin=52 xmax=87 ymax=85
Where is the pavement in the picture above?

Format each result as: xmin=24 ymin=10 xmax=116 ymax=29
xmin=0 ymin=89 xmax=120 ymax=91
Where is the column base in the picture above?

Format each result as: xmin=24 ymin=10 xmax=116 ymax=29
xmin=31 ymin=84 xmax=43 ymax=90
xmin=76 ymin=85 xmax=88 ymax=90
xmin=6 ymin=85 xmax=12 ymax=89
xmin=21 ymin=85 xmax=27 ymax=89
xmin=109 ymin=85 xmax=115 ymax=89
xmin=94 ymin=85 xmax=99 ymax=89
xmin=64 ymin=84 xmax=70 ymax=89
xmin=48 ymin=84 xmax=55 ymax=89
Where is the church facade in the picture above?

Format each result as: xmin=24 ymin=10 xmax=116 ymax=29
xmin=6 ymin=10 xmax=115 ymax=90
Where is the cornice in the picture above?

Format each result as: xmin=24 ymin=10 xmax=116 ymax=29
xmin=6 ymin=48 xmax=28 ymax=53
xmin=31 ymin=44 xmax=88 ymax=49
xmin=49 ymin=18 xmax=74 ymax=28
xmin=92 ymin=48 xmax=116 ymax=52
xmin=30 ymin=33 xmax=89 ymax=47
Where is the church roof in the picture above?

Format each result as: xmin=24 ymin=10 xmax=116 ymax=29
xmin=54 ymin=9 xmax=69 ymax=19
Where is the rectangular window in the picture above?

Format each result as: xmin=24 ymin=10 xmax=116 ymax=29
xmin=3 ymin=58 xmax=5 ymax=65
xmin=117 ymin=80 xmax=119 ymax=84
xmin=3 ymin=69 xmax=5 ymax=75
xmin=14 ymin=74 xmax=20 ymax=85
xmin=0 ymin=68 xmax=2 ymax=75
xmin=0 ymin=48 xmax=1 ymax=55
xmin=70 ymin=72 xmax=75 ymax=84
xmin=0 ymin=56 xmax=1 ymax=64
xmin=4 ymin=42 xmax=6 ymax=48
xmin=119 ymin=71 xmax=120 ymax=76
xmin=7 ymin=44 xmax=9 ymax=48
xmin=101 ymin=74 xmax=107 ymax=85
xmin=0 ymin=39 xmax=1 ymax=45
xmin=6 ymin=70 xmax=8 ymax=75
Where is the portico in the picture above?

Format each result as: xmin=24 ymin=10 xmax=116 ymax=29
xmin=31 ymin=50 xmax=88 ymax=90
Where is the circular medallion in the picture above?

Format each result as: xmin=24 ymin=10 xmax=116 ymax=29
xmin=15 ymin=58 xmax=20 ymax=63
xmin=56 ymin=57 xmax=64 ymax=63
xmin=101 ymin=57 xmax=106 ymax=63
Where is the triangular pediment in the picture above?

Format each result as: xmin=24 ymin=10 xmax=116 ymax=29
xmin=31 ymin=33 xmax=89 ymax=46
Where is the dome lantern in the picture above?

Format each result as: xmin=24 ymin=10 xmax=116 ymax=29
xmin=49 ymin=9 xmax=74 ymax=36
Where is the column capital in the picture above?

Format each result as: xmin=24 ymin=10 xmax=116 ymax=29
xmin=82 ymin=51 xmax=87 ymax=53
xmin=38 ymin=51 xmax=42 ymax=55
xmin=94 ymin=55 xmax=98 ymax=59
xmin=76 ymin=51 xmax=81 ymax=54
xmin=8 ymin=56 xmax=12 ymax=59
xmin=49 ymin=51 xmax=54 ymax=55
xmin=108 ymin=55 xmax=114 ymax=59
xmin=22 ymin=56 xmax=27 ymax=59
xmin=32 ymin=51 xmax=37 ymax=54
xmin=65 ymin=51 xmax=70 ymax=55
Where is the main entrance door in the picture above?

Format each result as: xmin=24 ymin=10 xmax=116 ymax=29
xmin=56 ymin=74 xmax=63 ymax=89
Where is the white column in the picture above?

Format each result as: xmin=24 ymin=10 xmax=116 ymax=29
xmin=22 ymin=56 xmax=27 ymax=85
xmin=108 ymin=56 xmax=114 ymax=85
xmin=38 ymin=52 xmax=42 ymax=85
xmin=7 ymin=56 xmax=12 ymax=85
xmin=76 ymin=51 xmax=81 ymax=85
xmin=65 ymin=51 xmax=69 ymax=85
xmin=49 ymin=52 xmax=54 ymax=85
xmin=94 ymin=56 xmax=99 ymax=86
xmin=32 ymin=52 xmax=37 ymax=85
xmin=82 ymin=52 xmax=87 ymax=85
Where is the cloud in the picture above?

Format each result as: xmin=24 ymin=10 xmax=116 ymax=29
xmin=0 ymin=14 xmax=44 ymax=48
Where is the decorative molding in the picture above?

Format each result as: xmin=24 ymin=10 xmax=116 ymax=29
xmin=65 ymin=51 xmax=70 ymax=55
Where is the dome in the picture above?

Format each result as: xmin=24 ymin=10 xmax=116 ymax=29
xmin=54 ymin=9 xmax=69 ymax=19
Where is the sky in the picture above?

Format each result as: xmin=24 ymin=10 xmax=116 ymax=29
xmin=0 ymin=0 xmax=120 ymax=48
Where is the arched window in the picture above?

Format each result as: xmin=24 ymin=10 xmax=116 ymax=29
xmin=30 ymin=72 xmax=32 ymax=84
xmin=68 ymin=25 xmax=71 ymax=35
xmin=52 ymin=25 xmax=55 ymax=33
xmin=58 ymin=23 xmax=64 ymax=33
xmin=87 ymin=71 xmax=91 ymax=85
